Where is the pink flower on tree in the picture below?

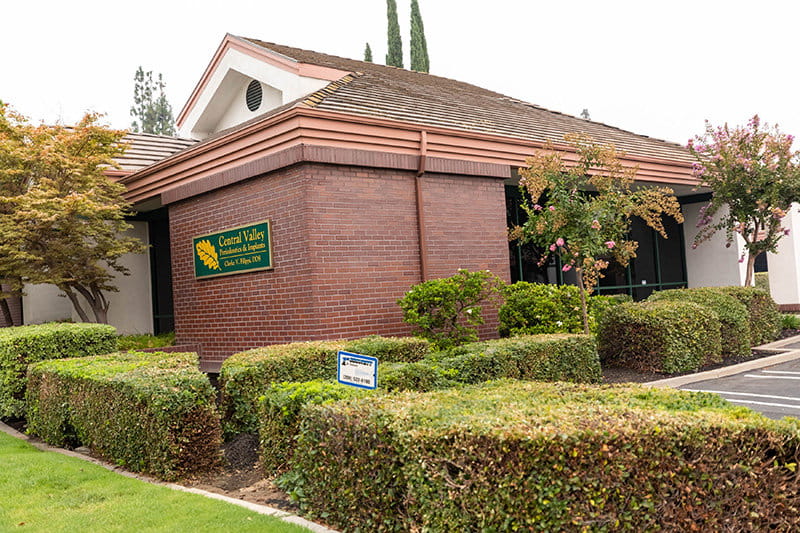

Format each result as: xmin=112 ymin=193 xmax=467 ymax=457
xmin=533 ymin=204 xmax=542 ymax=211
xmin=549 ymin=244 xmax=556 ymax=251
xmin=548 ymin=206 xmax=556 ymax=211
xmin=555 ymin=237 xmax=565 ymax=247
xmin=591 ymin=219 xmax=601 ymax=230
xmin=605 ymin=241 xmax=615 ymax=249
xmin=562 ymin=264 xmax=572 ymax=272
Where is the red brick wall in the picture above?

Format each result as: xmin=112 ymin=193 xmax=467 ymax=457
xmin=0 ymin=286 xmax=22 ymax=328
xmin=168 ymin=162 xmax=510 ymax=368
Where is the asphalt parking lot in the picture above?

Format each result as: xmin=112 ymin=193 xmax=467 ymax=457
xmin=681 ymin=355 xmax=800 ymax=420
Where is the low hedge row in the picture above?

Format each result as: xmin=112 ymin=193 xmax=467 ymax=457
xmin=0 ymin=322 xmax=117 ymax=418
xmin=220 ymin=336 xmax=430 ymax=436
xmin=598 ymin=301 xmax=721 ymax=373
xmin=647 ymin=288 xmax=751 ymax=357
xmin=258 ymin=380 xmax=371 ymax=473
xmin=26 ymin=351 xmax=221 ymax=480
xmin=282 ymin=380 xmax=800 ymax=531
xmin=256 ymin=335 xmax=599 ymax=477
xmin=717 ymin=286 xmax=781 ymax=346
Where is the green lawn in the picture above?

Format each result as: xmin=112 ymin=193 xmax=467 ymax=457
xmin=0 ymin=431 xmax=308 ymax=533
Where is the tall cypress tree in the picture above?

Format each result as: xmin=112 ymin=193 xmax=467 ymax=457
xmin=410 ymin=0 xmax=429 ymax=72
xmin=364 ymin=42 xmax=373 ymax=62
xmin=386 ymin=0 xmax=403 ymax=68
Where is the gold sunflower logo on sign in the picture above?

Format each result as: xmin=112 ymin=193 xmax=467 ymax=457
xmin=196 ymin=239 xmax=221 ymax=271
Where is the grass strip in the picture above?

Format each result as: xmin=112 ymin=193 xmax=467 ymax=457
xmin=0 ymin=430 xmax=308 ymax=533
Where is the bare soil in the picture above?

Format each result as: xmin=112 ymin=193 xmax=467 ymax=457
xmin=180 ymin=433 xmax=298 ymax=513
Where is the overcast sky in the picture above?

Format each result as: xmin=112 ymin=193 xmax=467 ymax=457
xmin=3 ymin=1 xmax=798 ymax=147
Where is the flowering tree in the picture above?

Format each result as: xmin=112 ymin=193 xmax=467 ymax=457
xmin=688 ymin=115 xmax=800 ymax=286
xmin=512 ymin=133 xmax=683 ymax=333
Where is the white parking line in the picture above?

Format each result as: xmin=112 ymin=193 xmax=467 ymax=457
xmin=744 ymin=374 xmax=800 ymax=380
xmin=683 ymin=389 xmax=800 ymax=403
xmin=761 ymin=370 xmax=800 ymax=375
xmin=727 ymin=399 xmax=800 ymax=410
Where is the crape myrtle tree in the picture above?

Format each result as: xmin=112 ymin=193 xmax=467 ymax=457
xmin=687 ymin=115 xmax=800 ymax=286
xmin=511 ymin=133 xmax=684 ymax=333
xmin=0 ymin=104 xmax=146 ymax=324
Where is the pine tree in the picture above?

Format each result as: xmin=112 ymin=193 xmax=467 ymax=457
xmin=386 ymin=0 xmax=403 ymax=68
xmin=364 ymin=42 xmax=373 ymax=62
xmin=130 ymin=67 xmax=176 ymax=136
xmin=410 ymin=0 xmax=430 ymax=72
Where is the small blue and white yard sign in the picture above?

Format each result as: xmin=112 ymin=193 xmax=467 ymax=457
xmin=337 ymin=351 xmax=378 ymax=390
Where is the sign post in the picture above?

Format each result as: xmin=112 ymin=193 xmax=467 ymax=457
xmin=337 ymin=351 xmax=378 ymax=390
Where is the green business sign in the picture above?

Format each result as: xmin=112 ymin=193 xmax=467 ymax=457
xmin=193 ymin=220 xmax=273 ymax=279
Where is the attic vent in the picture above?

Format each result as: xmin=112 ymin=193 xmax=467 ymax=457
xmin=246 ymin=80 xmax=262 ymax=111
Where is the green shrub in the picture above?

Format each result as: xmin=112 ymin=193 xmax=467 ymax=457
xmin=598 ymin=301 xmax=721 ymax=373
xmin=648 ymin=287 xmax=751 ymax=357
xmin=378 ymin=361 xmax=459 ymax=392
xmin=258 ymin=380 xmax=370 ymax=474
xmin=755 ymin=271 xmax=770 ymax=294
xmin=498 ymin=282 xmax=583 ymax=335
xmin=397 ymin=269 xmax=504 ymax=350
xmin=220 ymin=337 xmax=430 ymax=436
xmin=117 ymin=331 xmax=176 ymax=351
xmin=0 ymin=322 xmax=117 ymax=418
xmin=282 ymin=380 xmax=800 ymax=531
xmin=498 ymin=282 xmax=630 ymax=336
xmin=437 ymin=334 xmax=601 ymax=384
xmin=26 ymin=351 xmax=220 ymax=481
xmin=782 ymin=313 xmax=800 ymax=330
xmin=715 ymin=286 xmax=781 ymax=345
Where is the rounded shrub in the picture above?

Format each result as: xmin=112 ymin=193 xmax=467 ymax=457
xmin=498 ymin=282 xmax=631 ymax=336
xmin=715 ymin=286 xmax=781 ymax=346
xmin=597 ymin=300 xmax=722 ymax=373
xmin=647 ymin=288 xmax=750 ymax=357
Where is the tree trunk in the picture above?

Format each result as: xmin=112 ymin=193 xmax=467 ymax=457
xmin=70 ymin=283 xmax=110 ymax=324
xmin=575 ymin=268 xmax=590 ymax=335
xmin=744 ymin=253 xmax=757 ymax=287
xmin=63 ymin=289 xmax=91 ymax=323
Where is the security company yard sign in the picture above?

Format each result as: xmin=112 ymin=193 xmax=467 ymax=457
xmin=337 ymin=351 xmax=378 ymax=390
xmin=193 ymin=220 xmax=273 ymax=279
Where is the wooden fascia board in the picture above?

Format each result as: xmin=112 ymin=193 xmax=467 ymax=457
xmin=125 ymin=106 xmax=697 ymax=204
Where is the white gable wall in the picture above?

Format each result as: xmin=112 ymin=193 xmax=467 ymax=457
xmin=179 ymin=48 xmax=332 ymax=139
xmin=682 ymin=202 xmax=747 ymax=288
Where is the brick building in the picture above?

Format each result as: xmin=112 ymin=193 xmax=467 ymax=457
xmin=18 ymin=34 xmax=794 ymax=369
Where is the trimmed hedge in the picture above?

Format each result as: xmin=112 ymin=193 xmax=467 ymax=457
xmin=498 ymin=282 xmax=631 ymax=336
xmin=598 ymin=301 xmax=721 ymax=373
xmin=282 ymin=380 xmax=800 ymax=531
xmin=648 ymin=287 xmax=751 ymax=357
xmin=0 ymin=322 xmax=117 ymax=418
xmin=220 ymin=336 xmax=430 ymax=436
xmin=379 ymin=361 xmax=459 ymax=392
xmin=258 ymin=380 xmax=371 ymax=473
xmin=438 ymin=334 xmax=601 ymax=384
xmin=26 ymin=351 xmax=221 ymax=480
xmin=716 ymin=286 xmax=781 ymax=346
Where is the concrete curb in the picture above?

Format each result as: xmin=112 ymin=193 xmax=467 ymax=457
xmin=643 ymin=334 xmax=800 ymax=389
xmin=0 ymin=421 xmax=337 ymax=533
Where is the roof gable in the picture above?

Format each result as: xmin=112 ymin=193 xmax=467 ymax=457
xmin=177 ymin=34 xmax=348 ymax=140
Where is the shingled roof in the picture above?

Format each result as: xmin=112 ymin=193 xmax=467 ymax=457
xmin=115 ymin=132 xmax=197 ymax=173
xmin=241 ymin=37 xmax=693 ymax=164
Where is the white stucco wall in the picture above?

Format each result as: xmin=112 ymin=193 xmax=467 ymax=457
xmin=767 ymin=203 xmax=800 ymax=306
xmin=22 ymin=284 xmax=72 ymax=324
xmin=682 ymin=202 xmax=747 ymax=288
xmin=22 ymin=222 xmax=154 ymax=335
